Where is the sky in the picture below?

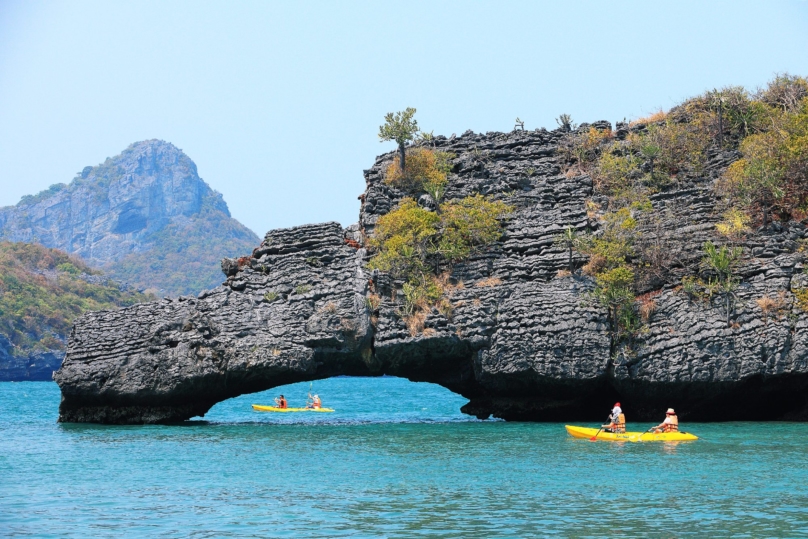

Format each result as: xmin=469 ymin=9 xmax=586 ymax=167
xmin=0 ymin=0 xmax=807 ymax=236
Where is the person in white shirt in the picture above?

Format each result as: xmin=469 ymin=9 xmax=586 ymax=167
xmin=653 ymin=408 xmax=679 ymax=433
xmin=306 ymin=393 xmax=322 ymax=409
xmin=602 ymin=402 xmax=625 ymax=432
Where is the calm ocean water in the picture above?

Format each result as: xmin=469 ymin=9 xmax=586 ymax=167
xmin=2 ymin=378 xmax=808 ymax=538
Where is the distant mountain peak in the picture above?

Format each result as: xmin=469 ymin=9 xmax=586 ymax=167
xmin=0 ymin=141 xmax=259 ymax=296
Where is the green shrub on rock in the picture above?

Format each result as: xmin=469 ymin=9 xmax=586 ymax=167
xmin=592 ymin=265 xmax=637 ymax=337
xmin=757 ymin=74 xmax=808 ymax=112
xmin=385 ymin=147 xmax=455 ymax=196
xmin=437 ymin=195 xmax=512 ymax=262
xmin=367 ymin=198 xmax=439 ymax=280
xmin=367 ymin=192 xmax=512 ymax=322
xmin=721 ymin=95 xmax=808 ymax=225
xmin=793 ymin=288 xmax=808 ymax=312
xmin=554 ymin=226 xmax=583 ymax=274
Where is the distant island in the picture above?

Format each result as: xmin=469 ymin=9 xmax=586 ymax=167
xmin=0 ymin=139 xmax=259 ymax=296
xmin=0 ymin=140 xmax=259 ymax=380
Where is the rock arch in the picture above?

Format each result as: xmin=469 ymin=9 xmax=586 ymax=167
xmin=56 ymin=129 xmax=808 ymax=423
xmin=56 ymin=223 xmax=451 ymax=422
xmin=54 ymin=221 xmax=610 ymax=423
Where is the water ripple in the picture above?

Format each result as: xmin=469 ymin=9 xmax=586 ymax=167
xmin=2 ymin=379 xmax=808 ymax=538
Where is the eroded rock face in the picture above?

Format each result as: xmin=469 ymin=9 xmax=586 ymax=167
xmin=55 ymin=222 xmax=373 ymax=423
xmin=56 ymin=128 xmax=808 ymax=423
xmin=613 ymin=250 xmax=808 ymax=420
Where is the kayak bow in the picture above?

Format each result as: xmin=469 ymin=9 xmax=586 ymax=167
xmin=565 ymin=425 xmax=697 ymax=442
xmin=252 ymin=404 xmax=335 ymax=413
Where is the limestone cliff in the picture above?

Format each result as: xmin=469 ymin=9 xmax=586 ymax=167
xmin=0 ymin=140 xmax=259 ymax=296
xmin=55 ymin=127 xmax=808 ymax=423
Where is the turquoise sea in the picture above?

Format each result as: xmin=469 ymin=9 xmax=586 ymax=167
xmin=3 ymin=378 xmax=808 ymax=538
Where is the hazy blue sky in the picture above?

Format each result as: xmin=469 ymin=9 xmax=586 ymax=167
xmin=1 ymin=1 xmax=807 ymax=235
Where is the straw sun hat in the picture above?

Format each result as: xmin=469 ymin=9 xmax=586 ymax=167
xmin=666 ymin=408 xmax=676 ymax=415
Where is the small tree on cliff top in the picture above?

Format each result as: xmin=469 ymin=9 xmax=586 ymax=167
xmin=379 ymin=108 xmax=419 ymax=172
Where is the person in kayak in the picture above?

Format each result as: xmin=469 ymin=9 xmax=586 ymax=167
xmin=306 ymin=393 xmax=322 ymax=409
xmin=653 ymin=408 xmax=679 ymax=433
xmin=274 ymin=395 xmax=288 ymax=409
xmin=602 ymin=402 xmax=626 ymax=433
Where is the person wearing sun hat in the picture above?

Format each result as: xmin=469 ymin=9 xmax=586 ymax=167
xmin=653 ymin=408 xmax=679 ymax=433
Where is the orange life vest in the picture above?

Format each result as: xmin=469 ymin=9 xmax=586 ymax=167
xmin=663 ymin=415 xmax=679 ymax=432
xmin=278 ymin=398 xmax=288 ymax=409
xmin=615 ymin=413 xmax=626 ymax=433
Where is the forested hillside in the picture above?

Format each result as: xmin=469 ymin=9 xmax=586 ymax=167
xmin=0 ymin=242 xmax=152 ymax=380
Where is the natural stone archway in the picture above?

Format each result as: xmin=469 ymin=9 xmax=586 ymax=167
xmin=55 ymin=220 xmax=808 ymax=424
xmin=56 ymin=222 xmax=373 ymax=423
xmin=56 ymin=128 xmax=808 ymax=424
xmin=54 ymin=221 xmax=615 ymax=424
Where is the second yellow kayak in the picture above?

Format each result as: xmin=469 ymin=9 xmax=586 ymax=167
xmin=565 ymin=425 xmax=698 ymax=442
xmin=252 ymin=404 xmax=334 ymax=413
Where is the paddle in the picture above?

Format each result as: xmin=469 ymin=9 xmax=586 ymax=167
xmin=631 ymin=427 xmax=656 ymax=442
xmin=589 ymin=415 xmax=612 ymax=441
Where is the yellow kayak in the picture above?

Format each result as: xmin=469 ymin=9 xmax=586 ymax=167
xmin=565 ymin=425 xmax=698 ymax=442
xmin=252 ymin=404 xmax=334 ymax=413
